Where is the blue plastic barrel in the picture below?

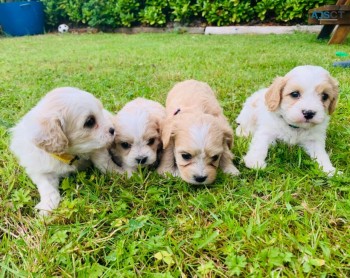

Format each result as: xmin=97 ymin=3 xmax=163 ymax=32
xmin=0 ymin=1 xmax=44 ymax=36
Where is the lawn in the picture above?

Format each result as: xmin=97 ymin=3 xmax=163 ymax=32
xmin=0 ymin=32 xmax=349 ymax=277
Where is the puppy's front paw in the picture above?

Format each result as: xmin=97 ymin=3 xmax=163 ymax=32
xmin=35 ymin=201 xmax=56 ymax=216
xmin=244 ymin=155 xmax=266 ymax=169
xmin=171 ymin=169 xmax=180 ymax=177
xmin=126 ymin=169 xmax=134 ymax=178
xmin=35 ymin=194 xmax=61 ymax=216
xmin=156 ymin=167 xmax=167 ymax=176
xmin=36 ymin=208 xmax=51 ymax=217
xmin=157 ymin=167 xmax=179 ymax=177
xmin=323 ymin=167 xmax=342 ymax=177
xmin=235 ymin=125 xmax=249 ymax=138
xmin=222 ymin=163 xmax=240 ymax=176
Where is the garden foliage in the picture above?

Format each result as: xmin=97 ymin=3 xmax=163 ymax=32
xmin=41 ymin=0 xmax=335 ymax=29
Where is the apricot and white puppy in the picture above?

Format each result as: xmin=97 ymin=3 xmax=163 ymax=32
xmin=10 ymin=87 xmax=115 ymax=215
xmin=93 ymin=98 xmax=166 ymax=176
xmin=236 ymin=65 xmax=339 ymax=175
xmin=157 ymin=79 xmax=240 ymax=185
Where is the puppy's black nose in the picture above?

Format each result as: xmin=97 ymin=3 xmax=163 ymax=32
xmin=302 ymin=110 xmax=316 ymax=120
xmin=194 ymin=175 xmax=207 ymax=183
xmin=136 ymin=156 xmax=148 ymax=165
xmin=109 ymin=127 xmax=115 ymax=135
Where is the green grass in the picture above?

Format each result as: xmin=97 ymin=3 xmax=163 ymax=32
xmin=0 ymin=32 xmax=350 ymax=277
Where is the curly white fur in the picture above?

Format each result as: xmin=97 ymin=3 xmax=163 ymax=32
xmin=236 ymin=65 xmax=339 ymax=175
xmin=10 ymin=87 xmax=115 ymax=215
xmin=92 ymin=97 xmax=166 ymax=177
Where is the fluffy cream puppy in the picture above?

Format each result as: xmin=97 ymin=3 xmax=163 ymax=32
xmin=92 ymin=97 xmax=166 ymax=176
xmin=10 ymin=87 xmax=115 ymax=215
xmin=157 ymin=79 xmax=240 ymax=184
xmin=236 ymin=65 xmax=339 ymax=175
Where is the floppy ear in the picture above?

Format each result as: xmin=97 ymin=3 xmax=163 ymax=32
xmin=161 ymin=118 xmax=175 ymax=149
xmin=223 ymin=126 xmax=233 ymax=150
xmin=149 ymin=110 xmax=166 ymax=135
xmin=219 ymin=117 xmax=233 ymax=149
xmin=328 ymin=77 xmax=339 ymax=115
xmin=265 ymin=77 xmax=286 ymax=111
xmin=108 ymin=146 xmax=123 ymax=168
xmin=34 ymin=117 xmax=68 ymax=154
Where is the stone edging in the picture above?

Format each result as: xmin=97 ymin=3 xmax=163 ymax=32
xmin=69 ymin=25 xmax=322 ymax=35
xmin=113 ymin=27 xmax=205 ymax=34
xmin=204 ymin=25 xmax=322 ymax=35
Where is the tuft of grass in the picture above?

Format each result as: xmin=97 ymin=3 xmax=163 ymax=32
xmin=0 ymin=33 xmax=349 ymax=277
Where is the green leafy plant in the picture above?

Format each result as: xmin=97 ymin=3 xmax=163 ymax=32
xmin=39 ymin=0 xmax=336 ymax=28
xmin=11 ymin=189 xmax=31 ymax=211
xmin=40 ymin=0 xmax=66 ymax=27
xmin=254 ymin=0 xmax=279 ymax=21
xmin=81 ymin=0 xmax=119 ymax=27
xmin=59 ymin=0 xmax=85 ymax=24
xmin=255 ymin=0 xmax=335 ymax=23
xmin=139 ymin=0 xmax=169 ymax=26
xmin=197 ymin=0 xmax=255 ymax=26
xmin=225 ymin=254 xmax=247 ymax=276
xmin=276 ymin=0 xmax=335 ymax=22
xmin=116 ymin=0 xmax=141 ymax=27
xmin=168 ymin=0 xmax=198 ymax=24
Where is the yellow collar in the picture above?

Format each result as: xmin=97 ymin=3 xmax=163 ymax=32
xmin=49 ymin=153 xmax=79 ymax=165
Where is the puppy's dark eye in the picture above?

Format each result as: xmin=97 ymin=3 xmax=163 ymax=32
xmin=147 ymin=137 xmax=155 ymax=146
xmin=290 ymin=91 xmax=300 ymax=99
xmin=211 ymin=155 xmax=219 ymax=162
xmin=321 ymin=92 xmax=329 ymax=102
xmin=181 ymin=153 xmax=192 ymax=160
xmin=84 ymin=115 xmax=96 ymax=128
xmin=121 ymin=142 xmax=131 ymax=149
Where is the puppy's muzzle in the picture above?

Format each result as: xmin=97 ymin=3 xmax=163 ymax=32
xmin=193 ymin=175 xmax=207 ymax=183
xmin=302 ymin=110 xmax=316 ymax=120
xmin=136 ymin=156 xmax=148 ymax=165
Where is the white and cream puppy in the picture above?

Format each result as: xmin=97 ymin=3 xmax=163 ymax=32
xmin=157 ymin=79 xmax=240 ymax=185
xmin=93 ymin=97 xmax=166 ymax=176
xmin=236 ymin=65 xmax=339 ymax=175
xmin=10 ymin=87 xmax=115 ymax=215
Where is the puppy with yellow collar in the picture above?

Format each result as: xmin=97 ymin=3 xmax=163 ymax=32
xmin=10 ymin=87 xmax=115 ymax=215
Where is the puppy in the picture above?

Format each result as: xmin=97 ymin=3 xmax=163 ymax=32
xmin=92 ymin=97 xmax=166 ymax=176
xmin=157 ymin=79 xmax=240 ymax=185
xmin=10 ymin=87 xmax=115 ymax=215
xmin=236 ymin=65 xmax=339 ymax=175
